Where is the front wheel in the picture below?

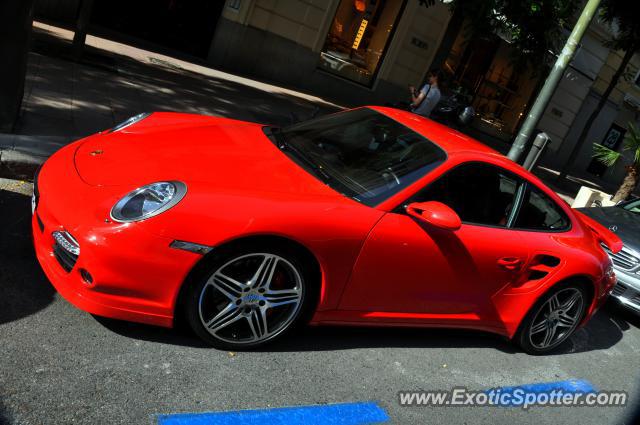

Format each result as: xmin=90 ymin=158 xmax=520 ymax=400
xmin=185 ymin=246 xmax=316 ymax=350
xmin=515 ymin=282 xmax=588 ymax=355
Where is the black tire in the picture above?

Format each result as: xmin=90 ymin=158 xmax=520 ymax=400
xmin=515 ymin=281 xmax=589 ymax=355
xmin=184 ymin=242 xmax=319 ymax=350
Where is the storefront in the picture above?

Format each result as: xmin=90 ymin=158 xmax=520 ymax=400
xmin=208 ymin=0 xmax=452 ymax=105
xmin=439 ymin=26 xmax=541 ymax=141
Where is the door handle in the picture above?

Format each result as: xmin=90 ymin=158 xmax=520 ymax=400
xmin=498 ymin=257 xmax=523 ymax=271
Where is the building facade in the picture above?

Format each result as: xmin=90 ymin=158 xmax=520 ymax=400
xmin=209 ymin=0 xmax=452 ymax=105
xmin=33 ymin=0 xmax=640 ymax=193
xmin=541 ymin=43 xmax=640 ymax=192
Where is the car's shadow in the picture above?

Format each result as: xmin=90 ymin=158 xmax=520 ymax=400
xmin=94 ymin=316 xmax=211 ymax=348
xmin=549 ymin=300 xmax=640 ymax=356
xmin=95 ymin=314 xmax=519 ymax=352
xmin=93 ymin=299 xmax=638 ymax=355
xmin=0 ymin=188 xmax=56 ymax=326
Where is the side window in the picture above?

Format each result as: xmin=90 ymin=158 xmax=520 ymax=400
xmin=514 ymin=185 xmax=570 ymax=231
xmin=414 ymin=162 xmax=519 ymax=227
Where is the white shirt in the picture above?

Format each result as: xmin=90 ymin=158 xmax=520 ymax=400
xmin=412 ymin=84 xmax=441 ymax=117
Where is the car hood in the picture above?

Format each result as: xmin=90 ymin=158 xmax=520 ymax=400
xmin=73 ymin=113 xmax=341 ymax=199
xmin=577 ymin=206 xmax=640 ymax=250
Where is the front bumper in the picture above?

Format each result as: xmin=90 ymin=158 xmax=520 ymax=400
xmin=32 ymin=144 xmax=201 ymax=327
xmin=610 ymin=269 xmax=640 ymax=313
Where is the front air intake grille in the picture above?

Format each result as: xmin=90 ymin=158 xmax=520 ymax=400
xmin=601 ymin=244 xmax=640 ymax=271
xmin=612 ymin=283 xmax=627 ymax=297
xmin=53 ymin=242 xmax=78 ymax=272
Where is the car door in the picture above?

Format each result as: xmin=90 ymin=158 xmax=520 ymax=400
xmin=339 ymin=162 xmax=532 ymax=327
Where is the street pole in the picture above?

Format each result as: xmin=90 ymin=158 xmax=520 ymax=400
xmin=507 ymin=0 xmax=601 ymax=162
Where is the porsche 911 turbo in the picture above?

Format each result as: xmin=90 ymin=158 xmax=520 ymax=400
xmin=32 ymin=107 xmax=620 ymax=354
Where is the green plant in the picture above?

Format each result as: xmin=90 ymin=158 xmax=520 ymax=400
xmin=440 ymin=0 xmax=581 ymax=69
xmin=559 ymin=0 xmax=640 ymax=181
xmin=593 ymin=123 xmax=640 ymax=202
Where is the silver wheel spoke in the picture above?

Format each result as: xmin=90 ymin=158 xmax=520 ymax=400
xmin=251 ymin=255 xmax=278 ymax=289
xmin=542 ymin=325 xmax=557 ymax=347
xmin=557 ymin=312 xmax=577 ymax=328
xmin=206 ymin=303 xmax=242 ymax=333
xmin=211 ymin=273 xmax=245 ymax=301
xmin=247 ymin=308 xmax=268 ymax=341
xmin=560 ymin=292 xmax=580 ymax=312
xmin=265 ymin=288 xmax=300 ymax=308
xmin=530 ymin=320 xmax=547 ymax=335
xmin=548 ymin=295 xmax=560 ymax=313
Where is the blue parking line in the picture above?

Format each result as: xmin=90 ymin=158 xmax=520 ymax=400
xmin=488 ymin=379 xmax=597 ymax=407
xmin=157 ymin=402 xmax=389 ymax=425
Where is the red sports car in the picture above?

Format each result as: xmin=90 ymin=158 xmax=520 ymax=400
xmin=33 ymin=107 xmax=621 ymax=354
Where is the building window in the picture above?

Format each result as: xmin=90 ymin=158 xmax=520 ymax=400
xmin=439 ymin=26 xmax=542 ymax=141
xmin=635 ymin=69 xmax=640 ymax=88
xmin=319 ymin=0 xmax=405 ymax=86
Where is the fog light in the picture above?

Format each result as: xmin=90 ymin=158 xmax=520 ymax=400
xmin=79 ymin=268 xmax=93 ymax=285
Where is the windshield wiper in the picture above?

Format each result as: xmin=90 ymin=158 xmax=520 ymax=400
xmin=269 ymin=127 xmax=332 ymax=183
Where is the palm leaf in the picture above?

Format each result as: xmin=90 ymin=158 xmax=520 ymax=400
xmin=593 ymin=143 xmax=621 ymax=167
xmin=623 ymin=123 xmax=640 ymax=165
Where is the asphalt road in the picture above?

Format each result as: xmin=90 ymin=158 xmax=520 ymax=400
xmin=1 ymin=177 xmax=639 ymax=425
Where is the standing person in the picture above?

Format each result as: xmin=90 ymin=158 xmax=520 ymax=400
xmin=409 ymin=70 xmax=442 ymax=118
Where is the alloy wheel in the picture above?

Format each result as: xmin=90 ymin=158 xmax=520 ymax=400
xmin=528 ymin=287 xmax=584 ymax=350
xmin=198 ymin=253 xmax=304 ymax=345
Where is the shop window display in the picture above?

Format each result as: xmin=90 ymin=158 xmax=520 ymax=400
xmin=319 ymin=0 xmax=404 ymax=86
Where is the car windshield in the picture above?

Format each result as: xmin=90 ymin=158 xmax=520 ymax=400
xmin=278 ymin=108 xmax=446 ymax=206
xmin=620 ymin=199 xmax=640 ymax=215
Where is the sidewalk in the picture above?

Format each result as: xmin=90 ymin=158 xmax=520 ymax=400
xmin=29 ymin=23 xmax=345 ymax=132
xmin=0 ymin=134 xmax=67 ymax=179
xmin=1 ymin=22 xmax=343 ymax=179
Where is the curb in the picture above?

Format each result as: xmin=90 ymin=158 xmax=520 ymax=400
xmin=0 ymin=134 xmax=69 ymax=181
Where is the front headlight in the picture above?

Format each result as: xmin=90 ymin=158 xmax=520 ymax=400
xmin=110 ymin=181 xmax=187 ymax=222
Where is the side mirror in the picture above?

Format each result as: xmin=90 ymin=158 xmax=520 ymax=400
xmin=406 ymin=201 xmax=461 ymax=231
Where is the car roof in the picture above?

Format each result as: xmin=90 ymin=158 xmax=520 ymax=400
xmin=366 ymin=106 xmax=574 ymax=214
xmin=369 ymin=106 xmax=503 ymax=158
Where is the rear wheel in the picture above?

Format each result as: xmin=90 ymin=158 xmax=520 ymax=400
xmin=185 ymin=244 xmax=316 ymax=350
xmin=516 ymin=282 xmax=588 ymax=355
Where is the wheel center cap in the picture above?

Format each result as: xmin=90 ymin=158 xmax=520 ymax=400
xmin=243 ymin=293 xmax=263 ymax=305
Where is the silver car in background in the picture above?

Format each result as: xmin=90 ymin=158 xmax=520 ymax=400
xmin=578 ymin=198 xmax=640 ymax=313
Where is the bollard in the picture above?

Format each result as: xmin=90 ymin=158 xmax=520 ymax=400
xmin=522 ymin=132 xmax=551 ymax=171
